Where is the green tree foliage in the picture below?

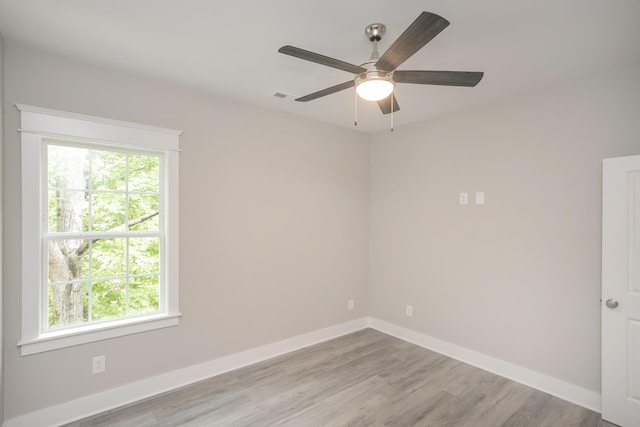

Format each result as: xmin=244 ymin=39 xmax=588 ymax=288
xmin=47 ymin=143 xmax=161 ymax=328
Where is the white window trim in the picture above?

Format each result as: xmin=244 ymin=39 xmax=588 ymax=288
xmin=17 ymin=104 xmax=182 ymax=356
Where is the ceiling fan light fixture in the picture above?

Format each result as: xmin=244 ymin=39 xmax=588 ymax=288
xmin=355 ymin=71 xmax=394 ymax=101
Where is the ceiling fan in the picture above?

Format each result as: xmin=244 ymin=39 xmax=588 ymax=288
xmin=278 ymin=11 xmax=484 ymax=116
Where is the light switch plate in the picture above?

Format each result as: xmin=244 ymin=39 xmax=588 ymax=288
xmin=406 ymin=305 xmax=413 ymax=317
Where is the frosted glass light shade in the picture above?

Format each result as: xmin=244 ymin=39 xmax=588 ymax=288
xmin=355 ymin=78 xmax=394 ymax=101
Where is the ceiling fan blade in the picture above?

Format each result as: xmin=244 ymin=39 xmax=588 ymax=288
xmin=376 ymin=12 xmax=450 ymax=71
xmin=279 ymin=45 xmax=366 ymax=75
xmin=377 ymin=96 xmax=400 ymax=115
xmin=295 ymin=80 xmax=355 ymax=102
xmin=395 ymin=70 xmax=484 ymax=86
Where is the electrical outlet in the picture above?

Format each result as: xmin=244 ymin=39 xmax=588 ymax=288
xmin=92 ymin=355 xmax=106 ymax=374
xmin=348 ymin=299 xmax=354 ymax=310
xmin=406 ymin=305 xmax=413 ymax=317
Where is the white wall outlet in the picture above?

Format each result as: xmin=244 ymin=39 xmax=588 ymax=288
xmin=92 ymin=355 xmax=106 ymax=374
xmin=459 ymin=193 xmax=468 ymax=205
xmin=348 ymin=299 xmax=354 ymax=310
xmin=406 ymin=305 xmax=413 ymax=317
xmin=475 ymin=192 xmax=485 ymax=205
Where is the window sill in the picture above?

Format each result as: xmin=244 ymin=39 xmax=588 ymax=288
xmin=18 ymin=313 xmax=181 ymax=356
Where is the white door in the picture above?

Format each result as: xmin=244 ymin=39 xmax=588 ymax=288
xmin=602 ymin=154 xmax=640 ymax=427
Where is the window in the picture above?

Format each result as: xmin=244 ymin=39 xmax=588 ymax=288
xmin=18 ymin=105 xmax=181 ymax=355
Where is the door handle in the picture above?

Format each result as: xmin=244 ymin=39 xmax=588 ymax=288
xmin=605 ymin=299 xmax=619 ymax=308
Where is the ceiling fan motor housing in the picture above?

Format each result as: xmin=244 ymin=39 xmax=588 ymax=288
xmin=355 ymin=68 xmax=394 ymax=83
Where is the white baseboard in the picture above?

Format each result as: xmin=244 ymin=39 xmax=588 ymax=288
xmin=5 ymin=317 xmax=601 ymax=426
xmin=4 ymin=318 xmax=369 ymax=427
xmin=367 ymin=317 xmax=602 ymax=413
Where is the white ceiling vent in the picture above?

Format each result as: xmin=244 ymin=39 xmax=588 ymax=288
xmin=273 ymin=92 xmax=292 ymax=99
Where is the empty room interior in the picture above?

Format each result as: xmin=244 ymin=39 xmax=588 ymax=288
xmin=1 ymin=1 xmax=640 ymax=426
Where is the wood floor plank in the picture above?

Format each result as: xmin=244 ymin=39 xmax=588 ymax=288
xmin=459 ymin=380 xmax=535 ymax=427
xmin=64 ymin=329 xmax=614 ymax=427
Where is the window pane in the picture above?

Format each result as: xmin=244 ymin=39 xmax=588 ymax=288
xmin=48 ymin=190 xmax=89 ymax=233
xmin=129 ymin=237 xmax=160 ymax=276
xmin=47 ymin=144 xmax=90 ymax=191
xmin=128 ymin=194 xmax=159 ymax=231
xmin=91 ymin=279 xmax=127 ymax=321
xmin=91 ymin=150 xmax=126 ymax=191
xmin=91 ymin=192 xmax=127 ymax=231
xmin=48 ymin=281 xmax=88 ymax=328
xmin=129 ymin=275 xmax=160 ymax=315
xmin=91 ymin=238 xmax=126 ymax=278
xmin=128 ymin=154 xmax=159 ymax=193
xmin=47 ymin=145 xmax=90 ymax=234
xmin=48 ymin=239 xmax=89 ymax=282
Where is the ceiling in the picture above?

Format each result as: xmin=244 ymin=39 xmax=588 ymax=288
xmin=0 ymin=1 xmax=639 ymax=133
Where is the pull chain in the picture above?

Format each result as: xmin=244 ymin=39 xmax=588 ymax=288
xmin=354 ymin=89 xmax=358 ymax=127
xmin=390 ymin=92 xmax=394 ymax=132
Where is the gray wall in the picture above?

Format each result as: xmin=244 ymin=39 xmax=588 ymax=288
xmin=2 ymin=42 xmax=369 ymax=418
xmin=369 ymin=62 xmax=640 ymax=393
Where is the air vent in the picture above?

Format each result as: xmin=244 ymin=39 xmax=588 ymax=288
xmin=273 ymin=92 xmax=291 ymax=99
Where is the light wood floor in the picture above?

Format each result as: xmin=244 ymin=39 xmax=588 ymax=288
xmin=65 ymin=328 xmax=617 ymax=427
